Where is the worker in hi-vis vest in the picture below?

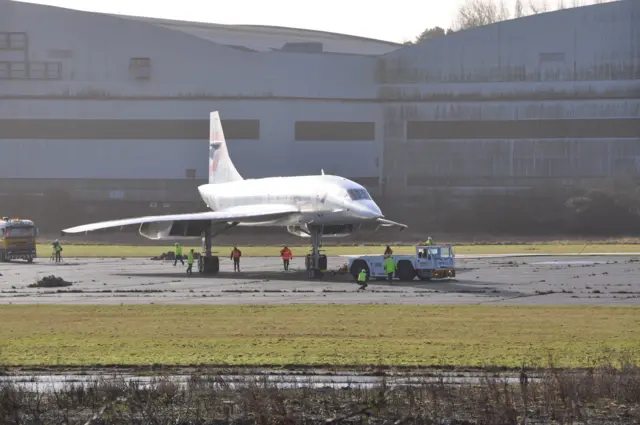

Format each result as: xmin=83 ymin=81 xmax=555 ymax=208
xmin=174 ymin=243 xmax=184 ymax=266
xmin=357 ymin=268 xmax=368 ymax=290
xmin=384 ymin=255 xmax=396 ymax=283
xmin=280 ymin=246 xmax=292 ymax=271
xmin=186 ymin=249 xmax=194 ymax=275
xmin=230 ymin=246 xmax=242 ymax=272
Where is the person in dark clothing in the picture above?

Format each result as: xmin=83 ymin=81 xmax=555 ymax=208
xmin=230 ymin=246 xmax=242 ymax=272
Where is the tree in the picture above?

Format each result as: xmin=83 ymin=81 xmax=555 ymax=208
xmin=412 ymin=0 xmax=614 ymax=41
xmin=413 ymin=26 xmax=456 ymax=44
xmin=528 ymin=0 xmax=549 ymax=13
xmin=454 ymin=0 xmax=613 ymax=30
xmin=514 ymin=0 xmax=525 ymax=17
xmin=415 ymin=26 xmax=446 ymax=42
xmin=453 ymin=0 xmax=510 ymax=30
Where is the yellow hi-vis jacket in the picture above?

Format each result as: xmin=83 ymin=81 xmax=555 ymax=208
xmin=384 ymin=256 xmax=396 ymax=273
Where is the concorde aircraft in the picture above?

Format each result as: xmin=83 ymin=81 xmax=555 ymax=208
xmin=62 ymin=111 xmax=408 ymax=277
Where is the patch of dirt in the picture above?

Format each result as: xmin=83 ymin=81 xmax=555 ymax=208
xmin=150 ymin=251 xmax=201 ymax=260
xmin=28 ymin=275 xmax=72 ymax=288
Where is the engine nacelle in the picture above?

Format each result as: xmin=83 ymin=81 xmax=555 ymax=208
xmin=287 ymin=224 xmax=358 ymax=238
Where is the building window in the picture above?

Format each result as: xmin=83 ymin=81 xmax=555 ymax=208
xmin=0 ymin=62 xmax=61 ymax=80
xmin=9 ymin=33 xmax=27 ymax=50
xmin=406 ymin=119 xmax=640 ymax=140
xmin=295 ymin=121 xmax=375 ymax=141
xmin=108 ymin=190 xmax=125 ymax=199
xmin=9 ymin=62 xmax=26 ymax=79
xmin=129 ymin=57 xmax=151 ymax=79
xmin=0 ymin=62 xmax=8 ymax=79
xmin=45 ymin=62 xmax=62 ymax=79
xmin=0 ymin=32 xmax=27 ymax=50
xmin=1 ymin=119 xmax=261 ymax=139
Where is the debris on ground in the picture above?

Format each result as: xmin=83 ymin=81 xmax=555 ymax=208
xmin=28 ymin=275 xmax=73 ymax=288
xmin=150 ymin=251 xmax=201 ymax=261
xmin=151 ymin=251 xmax=175 ymax=260
xmin=331 ymin=263 xmax=349 ymax=276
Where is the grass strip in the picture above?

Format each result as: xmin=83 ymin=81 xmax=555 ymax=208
xmin=34 ymin=243 xmax=640 ymax=258
xmin=0 ymin=305 xmax=638 ymax=368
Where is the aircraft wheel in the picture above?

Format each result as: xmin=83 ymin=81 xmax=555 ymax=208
xmin=350 ymin=259 xmax=369 ymax=281
xmin=396 ymin=261 xmax=416 ymax=281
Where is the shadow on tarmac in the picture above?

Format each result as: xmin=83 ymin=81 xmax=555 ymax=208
xmin=112 ymin=268 xmax=525 ymax=297
xmin=358 ymin=277 xmax=525 ymax=297
xmin=112 ymin=269 xmax=352 ymax=282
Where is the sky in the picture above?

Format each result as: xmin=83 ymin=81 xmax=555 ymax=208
xmin=17 ymin=0 xmax=463 ymax=43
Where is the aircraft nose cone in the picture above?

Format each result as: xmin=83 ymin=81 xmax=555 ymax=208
xmin=357 ymin=201 xmax=383 ymax=219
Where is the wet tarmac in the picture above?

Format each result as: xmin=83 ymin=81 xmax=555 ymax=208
xmin=0 ymin=369 xmax=538 ymax=392
xmin=1 ymin=254 xmax=640 ymax=305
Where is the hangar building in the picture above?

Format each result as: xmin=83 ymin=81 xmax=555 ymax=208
xmin=0 ymin=0 xmax=638 ymax=232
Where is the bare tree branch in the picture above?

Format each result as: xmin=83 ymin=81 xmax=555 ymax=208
xmin=439 ymin=0 xmax=613 ymax=35
xmin=514 ymin=0 xmax=525 ymax=18
xmin=454 ymin=0 xmax=507 ymax=30
xmin=528 ymin=0 xmax=549 ymax=14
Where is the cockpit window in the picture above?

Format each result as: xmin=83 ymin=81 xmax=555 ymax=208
xmin=347 ymin=188 xmax=371 ymax=201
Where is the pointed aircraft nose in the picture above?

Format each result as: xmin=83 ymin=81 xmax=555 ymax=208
xmin=354 ymin=200 xmax=383 ymax=219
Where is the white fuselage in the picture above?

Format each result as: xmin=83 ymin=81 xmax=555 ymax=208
xmin=198 ymin=174 xmax=382 ymax=227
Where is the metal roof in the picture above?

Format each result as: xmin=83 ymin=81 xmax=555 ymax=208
xmin=112 ymin=14 xmax=403 ymax=55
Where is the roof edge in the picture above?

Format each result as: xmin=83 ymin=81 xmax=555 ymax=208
xmin=105 ymin=13 xmax=401 ymax=47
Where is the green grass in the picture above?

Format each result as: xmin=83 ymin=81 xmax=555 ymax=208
xmin=0 ymin=305 xmax=638 ymax=368
xmin=35 ymin=242 xmax=640 ymax=258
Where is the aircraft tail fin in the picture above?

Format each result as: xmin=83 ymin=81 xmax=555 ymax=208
xmin=209 ymin=111 xmax=243 ymax=184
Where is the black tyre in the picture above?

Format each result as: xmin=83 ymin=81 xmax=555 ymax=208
xmin=200 ymin=256 xmax=219 ymax=274
xmin=396 ymin=261 xmax=416 ymax=281
xmin=350 ymin=259 xmax=369 ymax=281
xmin=305 ymin=254 xmax=327 ymax=270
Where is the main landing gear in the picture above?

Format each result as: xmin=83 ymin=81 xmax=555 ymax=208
xmin=195 ymin=221 xmax=328 ymax=279
xmin=198 ymin=220 xmax=238 ymax=275
xmin=304 ymin=225 xmax=327 ymax=279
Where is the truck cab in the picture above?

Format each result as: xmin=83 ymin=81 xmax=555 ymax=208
xmin=348 ymin=244 xmax=456 ymax=282
xmin=414 ymin=245 xmax=455 ymax=280
xmin=0 ymin=217 xmax=38 ymax=263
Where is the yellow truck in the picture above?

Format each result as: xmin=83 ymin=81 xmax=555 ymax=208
xmin=0 ymin=217 xmax=38 ymax=263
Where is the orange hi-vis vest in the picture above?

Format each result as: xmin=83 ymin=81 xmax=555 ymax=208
xmin=232 ymin=249 xmax=240 ymax=258
xmin=281 ymin=248 xmax=292 ymax=260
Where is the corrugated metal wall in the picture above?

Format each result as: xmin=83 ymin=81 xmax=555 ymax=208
xmin=0 ymin=1 xmax=382 ymax=209
xmin=1 ymin=0 xmax=639 ymax=214
xmin=376 ymin=0 xmax=640 ymax=198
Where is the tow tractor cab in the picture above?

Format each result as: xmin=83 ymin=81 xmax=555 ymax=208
xmin=348 ymin=244 xmax=456 ymax=282
xmin=0 ymin=217 xmax=38 ymax=263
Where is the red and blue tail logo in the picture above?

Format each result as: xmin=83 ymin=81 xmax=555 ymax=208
xmin=209 ymin=142 xmax=223 ymax=174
